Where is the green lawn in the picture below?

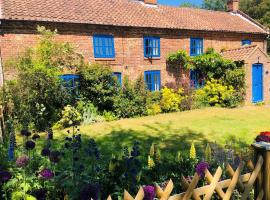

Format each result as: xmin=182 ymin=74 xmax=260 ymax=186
xmin=55 ymin=106 xmax=270 ymax=157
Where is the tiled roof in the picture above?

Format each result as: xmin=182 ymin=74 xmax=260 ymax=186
xmin=0 ymin=0 xmax=268 ymax=34
xmin=221 ymin=45 xmax=259 ymax=61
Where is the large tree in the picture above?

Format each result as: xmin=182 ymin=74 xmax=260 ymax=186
xmin=202 ymin=0 xmax=227 ymax=11
xmin=240 ymin=0 xmax=270 ymax=54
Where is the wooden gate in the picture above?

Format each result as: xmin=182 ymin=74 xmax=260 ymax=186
xmin=107 ymin=152 xmax=267 ymax=200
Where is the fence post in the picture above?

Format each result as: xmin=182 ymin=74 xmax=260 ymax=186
xmin=253 ymin=142 xmax=270 ymax=200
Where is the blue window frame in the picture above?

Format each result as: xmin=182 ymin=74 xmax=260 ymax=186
xmin=190 ymin=70 xmax=205 ymax=89
xmin=242 ymin=39 xmax=251 ymax=46
xmin=190 ymin=38 xmax=203 ymax=56
xmin=60 ymin=74 xmax=80 ymax=90
xmin=144 ymin=37 xmax=160 ymax=58
xmin=112 ymin=72 xmax=122 ymax=86
xmin=93 ymin=35 xmax=115 ymax=58
xmin=144 ymin=70 xmax=161 ymax=91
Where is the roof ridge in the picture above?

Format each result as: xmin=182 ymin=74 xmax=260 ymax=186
xmin=223 ymin=45 xmax=258 ymax=52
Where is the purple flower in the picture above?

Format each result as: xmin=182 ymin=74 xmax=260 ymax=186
xmin=16 ymin=155 xmax=29 ymax=167
xmin=21 ymin=130 xmax=31 ymax=137
xmin=256 ymin=135 xmax=270 ymax=142
xmin=196 ymin=162 xmax=210 ymax=178
xmin=39 ymin=169 xmax=54 ymax=180
xmin=143 ymin=185 xmax=155 ymax=200
xmin=25 ymin=140 xmax=36 ymax=150
xmin=0 ymin=170 xmax=12 ymax=184
xmin=49 ymin=151 xmax=61 ymax=163
xmin=41 ymin=148 xmax=50 ymax=157
xmin=80 ymin=184 xmax=99 ymax=200
xmin=32 ymin=134 xmax=40 ymax=140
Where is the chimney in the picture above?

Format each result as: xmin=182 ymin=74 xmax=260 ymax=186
xmin=144 ymin=0 xmax=157 ymax=5
xmin=227 ymin=0 xmax=239 ymax=12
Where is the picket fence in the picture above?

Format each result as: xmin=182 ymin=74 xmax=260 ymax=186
xmin=107 ymin=149 xmax=269 ymax=200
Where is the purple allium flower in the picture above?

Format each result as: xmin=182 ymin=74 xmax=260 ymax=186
xmin=25 ymin=140 xmax=36 ymax=150
xmin=32 ymin=188 xmax=47 ymax=200
xmin=39 ymin=169 xmax=54 ymax=180
xmin=143 ymin=185 xmax=155 ymax=200
xmin=41 ymin=148 xmax=51 ymax=157
xmin=80 ymin=184 xmax=99 ymax=200
xmin=0 ymin=170 xmax=12 ymax=184
xmin=16 ymin=155 xmax=29 ymax=167
xmin=256 ymin=135 xmax=270 ymax=142
xmin=21 ymin=130 xmax=31 ymax=137
xmin=32 ymin=134 xmax=40 ymax=140
xmin=196 ymin=162 xmax=210 ymax=178
xmin=49 ymin=151 xmax=61 ymax=163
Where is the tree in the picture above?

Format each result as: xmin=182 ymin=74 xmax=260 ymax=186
xmin=240 ymin=0 xmax=270 ymax=54
xmin=180 ymin=2 xmax=198 ymax=8
xmin=202 ymin=0 xmax=227 ymax=11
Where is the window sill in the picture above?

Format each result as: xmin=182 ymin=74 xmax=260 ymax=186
xmin=144 ymin=57 xmax=161 ymax=60
xmin=94 ymin=58 xmax=116 ymax=61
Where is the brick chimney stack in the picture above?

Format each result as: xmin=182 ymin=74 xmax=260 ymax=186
xmin=144 ymin=0 xmax=157 ymax=5
xmin=227 ymin=0 xmax=239 ymax=12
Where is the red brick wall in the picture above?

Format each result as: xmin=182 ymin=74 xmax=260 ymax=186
xmin=1 ymin=21 xmax=267 ymax=88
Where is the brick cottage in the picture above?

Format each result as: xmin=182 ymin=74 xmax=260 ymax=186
xmin=0 ymin=0 xmax=269 ymax=103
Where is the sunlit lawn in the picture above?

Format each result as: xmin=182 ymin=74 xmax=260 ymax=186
xmin=52 ymin=105 xmax=270 ymax=158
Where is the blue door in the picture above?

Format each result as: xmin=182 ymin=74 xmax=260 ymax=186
xmin=252 ymin=64 xmax=263 ymax=103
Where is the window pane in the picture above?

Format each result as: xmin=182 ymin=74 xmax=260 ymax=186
xmin=93 ymin=35 xmax=115 ymax=58
xmin=144 ymin=37 xmax=160 ymax=57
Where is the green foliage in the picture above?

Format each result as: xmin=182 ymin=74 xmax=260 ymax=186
xmin=1 ymin=27 xmax=83 ymax=130
xmin=160 ymin=87 xmax=184 ymax=112
xmin=103 ymin=111 xmax=118 ymax=122
xmin=113 ymin=76 xmax=149 ymax=118
xmin=179 ymin=2 xmax=198 ymax=7
xmin=147 ymin=103 xmax=162 ymax=116
xmin=53 ymin=105 xmax=82 ymax=129
xmin=167 ymin=50 xmax=192 ymax=69
xmin=78 ymin=63 xmax=118 ymax=111
xmin=202 ymin=0 xmax=227 ymax=11
xmin=195 ymin=79 xmax=235 ymax=107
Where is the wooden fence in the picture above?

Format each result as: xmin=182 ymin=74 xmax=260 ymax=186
xmin=107 ymin=146 xmax=269 ymax=200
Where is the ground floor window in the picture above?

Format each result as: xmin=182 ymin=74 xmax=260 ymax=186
xmin=112 ymin=72 xmax=122 ymax=86
xmin=144 ymin=70 xmax=161 ymax=91
xmin=190 ymin=70 xmax=205 ymax=89
xmin=60 ymin=74 xmax=80 ymax=93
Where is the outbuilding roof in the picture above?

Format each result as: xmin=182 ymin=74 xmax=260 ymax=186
xmin=0 ymin=0 xmax=268 ymax=35
xmin=221 ymin=45 xmax=269 ymax=61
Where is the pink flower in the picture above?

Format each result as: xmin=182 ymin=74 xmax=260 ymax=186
xmin=16 ymin=155 xmax=29 ymax=167
xmin=39 ymin=169 xmax=54 ymax=180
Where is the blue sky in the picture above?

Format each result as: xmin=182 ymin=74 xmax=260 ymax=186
xmin=158 ymin=0 xmax=203 ymax=6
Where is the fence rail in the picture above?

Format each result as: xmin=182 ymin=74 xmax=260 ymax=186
xmin=107 ymin=154 xmax=266 ymax=200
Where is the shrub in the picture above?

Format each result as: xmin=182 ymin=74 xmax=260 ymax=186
xmin=147 ymin=103 xmax=162 ymax=116
xmin=195 ymin=79 xmax=235 ymax=107
xmin=77 ymin=101 xmax=104 ymax=125
xmin=78 ymin=63 xmax=119 ymax=111
xmin=160 ymin=87 xmax=184 ymax=112
xmin=103 ymin=111 xmax=118 ymax=122
xmin=113 ymin=77 xmax=148 ymax=118
xmin=53 ymin=105 xmax=82 ymax=129
xmin=1 ymin=27 xmax=82 ymax=130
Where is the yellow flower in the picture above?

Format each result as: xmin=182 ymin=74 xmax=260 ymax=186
xmin=156 ymin=149 xmax=161 ymax=162
xmin=148 ymin=156 xmax=155 ymax=169
xmin=149 ymin=143 xmax=155 ymax=157
xmin=205 ymin=143 xmax=212 ymax=162
xmin=190 ymin=142 xmax=196 ymax=160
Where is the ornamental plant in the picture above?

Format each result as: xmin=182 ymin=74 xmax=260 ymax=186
xmin=160 ymin=87 xmax=184 ymax=112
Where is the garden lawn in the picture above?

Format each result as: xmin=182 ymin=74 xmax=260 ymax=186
xmin=55 ymin=106 xmax=270 ymax=158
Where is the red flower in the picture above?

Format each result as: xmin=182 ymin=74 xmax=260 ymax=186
xmin=260 ymin=132 xmax=270 ymax=137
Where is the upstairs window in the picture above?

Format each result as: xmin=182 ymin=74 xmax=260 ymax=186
xmin=144 ymin=37 xmax=160 ymax=58
xmin=242 ymin=39 xmax=251 ymax=46
xmin=144 ymin=70 xmax=161 ymax=92
xmin=93 ymin=35 xmax=115 ymax=58
xmin=190 ymin=38 xmax=203 ymax=56
xmin=112 ymin=72 xmax=122 ymax=86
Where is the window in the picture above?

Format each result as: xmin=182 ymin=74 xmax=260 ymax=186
xmin=93 ymin=35 xmax=115 ymax=58
xmin=242 ymin=39 xmax=251 ymax=46
xmin=144 ymin=37 xmax=160 ymax=58
xmin=190 ymin=38 xmax=203 ymax=56
xmin=190 ymin=70 xmax=205 ymax=89
xmin=60 ymin=74 xmax=80 ymax=93
xmin=112 ymin=72 xmax=122 ymax=86
xmin=144 ymin=70 xmax=161 ymax=91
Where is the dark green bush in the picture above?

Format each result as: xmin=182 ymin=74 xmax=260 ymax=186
xmin=78 ymin=63 xmax=118 ymax=111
